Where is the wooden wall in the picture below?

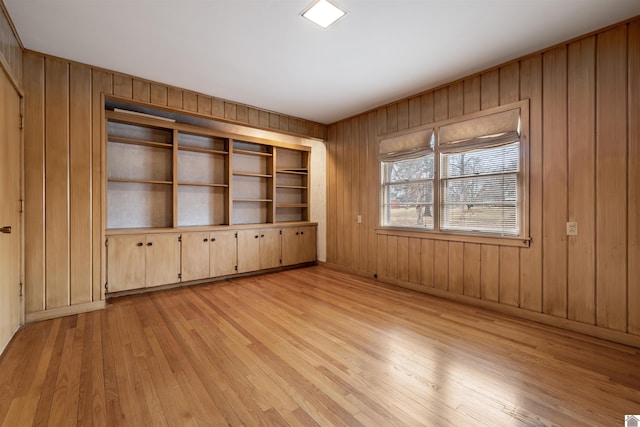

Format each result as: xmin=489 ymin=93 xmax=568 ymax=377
xmin=326 ymin=17 xmax=640 ymax=346
xmin=22 ymin=50 xmax=327 ymax=320
xmin=0 ymin=1 xmax=21 ymax=88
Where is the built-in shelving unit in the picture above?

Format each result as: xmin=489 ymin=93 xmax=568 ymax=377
xmin=106 ymin=107 xmax=311 ymax=230
xmin=275 ymin=148 xmax=309 ymax=223
xmin=232 ymin=141 xmax=274 ymax=225
xmin=104 ymin=103 xmax=316 ymax=295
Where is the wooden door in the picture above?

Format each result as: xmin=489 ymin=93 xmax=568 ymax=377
xmin=181 ymin=232 xmax=210 ymax=282
xmin=0 ymin=68 xmax=21 ymax=353
xmin=299 ymin=225 xmax=317 ymax=263
xmin=281 ymin=227 xmax=300 ymax=266
xmin=146 ymin=234 xmax=181 ymax=287
xmin=107 ymin=235 xmax=146 ymax=292
xmin=259 ymin=228 xmax=281 ymax=270
xmin=237 ymin=229 xmax=261 ymax=273
xmin=210 ymin=230 xmax=237 ymax=277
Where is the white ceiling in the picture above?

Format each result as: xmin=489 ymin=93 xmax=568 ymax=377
xmin=6 ymin=0 xmax=640 ymax=124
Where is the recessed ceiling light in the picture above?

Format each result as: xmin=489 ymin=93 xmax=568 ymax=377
xmin=302 ymin=0 xmax=347 ymax=29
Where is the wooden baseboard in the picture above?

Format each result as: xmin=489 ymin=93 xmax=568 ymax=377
xmin=26 ymin=301 xmax=106 ymax=323
xmin=323 ymin=262 xmax=640 ymax=349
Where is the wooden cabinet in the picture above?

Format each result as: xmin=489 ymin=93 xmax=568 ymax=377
xmin=107 ymin=233 xmax=180 ymax=292
xmin=237 ymin=228 xmax=282 ymax=273
xmin=282 ymin=225 xmax=317 ymax=266
xmin=181 ymin=232 xmax=210 ymax=282
xmin=209 ymin=230 xmax=237 ymax=277
xmin=107 ymin=235 xmax=146 ymax=292
xmin=260 ymin=228 xmax=282 ymax=270
xmin=146 ymin=234 xmax=181 ymax=287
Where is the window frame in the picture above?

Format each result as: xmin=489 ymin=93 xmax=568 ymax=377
xmin=377 ymin=100 xmax=530 ymax=247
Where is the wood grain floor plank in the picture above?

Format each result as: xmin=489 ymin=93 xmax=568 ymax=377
xmin=1 ymin=266 xmax=639 ymax=426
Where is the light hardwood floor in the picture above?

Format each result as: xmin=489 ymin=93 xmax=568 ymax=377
xmin=1 ymin=266 xmax=639 ymax=426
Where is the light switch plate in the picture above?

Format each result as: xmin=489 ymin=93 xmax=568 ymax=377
xmin=566 ymin=222 xmax=578 ymax=236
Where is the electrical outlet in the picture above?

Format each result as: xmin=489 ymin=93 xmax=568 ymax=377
xmin=566 ymin=221 xmax=578 ymax=236
xmin=357 ymin=214 xmax=362 ymax=224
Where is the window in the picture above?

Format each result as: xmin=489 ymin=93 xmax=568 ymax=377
xmin=440 ymin=140 xmax=519 ymax=235
xmin=379 ymin=101 xmax=528 ymax=241
xmin=380 ymin=129 xmax=435 ymax=228
xmin=381 ymin=154 xmax=434 ymax=228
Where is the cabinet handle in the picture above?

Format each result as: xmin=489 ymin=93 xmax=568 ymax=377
xmin=212 ymin=238 xmax=216 ymax=242
xmin=147 ymin=242 xmax=153 ymax=246
xmin=296 ymin=232 xmax=299 ymax=235
xmin=301 ymin=231 xmax=304 ymax=235
xmin=255 ymin=235 xmax=259 ymax=239
xmin=137 ymin=242 xmax=143 ymax=247
xmin=260 ymin=234 xmax=264 ymax=238
xmin=203 ymin=238 xmax=208 ymax=242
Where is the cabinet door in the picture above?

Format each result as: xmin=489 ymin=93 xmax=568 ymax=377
xmin=299 ymin=226 xmax=317 ymax=263
xmin=281 ymin=227 xmax=300 ymax=266
xmin=181 ymin=232 xmax=210 ymax=282
xmin=237 ymin=229 xmax=261 ymax=273
xmin=146 ymin=234 xmax=181 ymax=287
xmin=107 ymin=235 xmax=146 ymax=292
xmin=260 ymin=228 xmax=282 ymax=270
xmin=210 ymin=230 xmax=237 ymax=277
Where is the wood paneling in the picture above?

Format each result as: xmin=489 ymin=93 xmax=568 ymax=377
xmin=44 ymin=57 xmax=70 ymax=309
xmin=132 ymin=79 xmax=150 ymax=103
xmin=386 ymin=235 xmax=398 ymax=279
xmin=481 ymin=69 xmax=499 ymax=109
xmin=519 ymin=55 xmax=543 ymax=313
xmin=434 ymin=88 xmax=448 ymax=121
xmin=448 ymin=82 xmax=464 ymax=118
xmin=448 ymin=242 xmax=463 ymax=294
xmin=24 ymin=52 xmax=46 ymax=313
xmin=433 ymin=241 xmax=448 ymax=291
xmin=343 ymin=119 xmax=352 ymax=268
xmin=596 ymin=26 xmax=628 ymax=332
xmin=629 ymin=20 xmax=640 ymax=336
xmin=567 ymin=36 xmax=596 ymax=325
xmin=397 ymin=237 xmax=409 ymax=282
xmin=421 ymin=92 xmax=434 ymax=125
xmin=463 ymin=76 xmax=480 ymax=114
xmin=499 ymin=247 xmax=519 ymax=307
xmin=480 ymin=245 xmax=499 ymax=302
xmin=542 ymin=47 xmax=568 ymax=318
xmin=69 ymin=63 xmax=92 ymax=305
xmin=463 ymin=243 xmax=480 ymax=298
xmin=420 ymin=239 xmax=434 ymax=287
xmin=91 ymin=69 xmax=112 ymax=302
xmin=113 ymin=74 xmax=132 ymax=99
xmin=499 ymin=62 xmax=519 ymax=105
xmin=408 ymin=238 xmax=421 ymax=284
xmin=366 ymin=112 xmax=378 ymax=274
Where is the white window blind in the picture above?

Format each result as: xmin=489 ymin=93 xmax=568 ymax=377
xmin=440 ymin=141 xmax=520 ymax=235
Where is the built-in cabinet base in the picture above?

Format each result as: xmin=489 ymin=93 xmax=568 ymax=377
xmin=106 ymin=223 xmax=317 ymax=295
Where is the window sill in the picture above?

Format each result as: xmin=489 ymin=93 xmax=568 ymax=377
xmin=375 ymin=227 xmax=531 ymax=248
